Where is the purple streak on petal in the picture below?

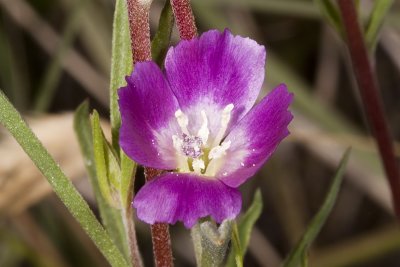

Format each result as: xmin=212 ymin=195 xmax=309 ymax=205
xmin=218 ymin=84 xmax=293 ymax=188
xmin=133 ymin=173 xmax=242 ymax=228
xmin=118 ymin=61 xmax=180 ymax=170
xmin=165 ymin=29 xmax=266 ymax=132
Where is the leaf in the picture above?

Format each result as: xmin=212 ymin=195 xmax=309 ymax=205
xmin=313 ymin=0 xmax=342 ymax=35
xmin=282 ymin=148 xmax=351 ymax=267
xmin=119 ymin=152 xmax=136 ymax=209
xmin=74 ymin=101 xmax=97 ymax=182
xmin=110 ymin=0 xmax=133 ymax=151
xmin=226 ymin=189 xmax=263 ymax=267
xmin=151 ymin=0 xmax=174 ymax=66
xmin=91 ymin=110 xmax=121 ymax=208
xmin=0 ymin=90 xmax=129 ymax=267
xmin=365 ymin=0 xmax=394 ymax=52
xmin=231 ymin=223 xmax=243 ymax=267
xmin=74 ymin=102 xmax=131 ymax=262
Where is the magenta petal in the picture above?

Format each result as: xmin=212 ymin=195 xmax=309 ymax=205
xmin=118 ymin=61 xmax=180 ymax=170
xmin=165 ymin=29 xmax=265 ymax=127
xmin=218 ymin=84 xmax=294 ymax=188
xmin=133 ymin=173 xmax=242 ymax=228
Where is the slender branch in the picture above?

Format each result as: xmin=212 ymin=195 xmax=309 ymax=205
xmin=145 ymin=168 xmax=174 ymax=267
xmin=170 ymin=0 xmax=197 ymax=40
xmin=126 ymin=0 xmax=152 ymax=62
xmin=337 ymin=0 xmax=400 ymax=217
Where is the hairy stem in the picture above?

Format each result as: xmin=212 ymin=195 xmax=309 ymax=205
xmin=170 ymin=0 xmax=197 ymax=40
xmin=124 ymin=1 xmax=158 ymax=266
xmin=337 ymin=0 xmax=400 ymax=217
xmin=126 ymin=0 xmax=151 ymax=62
xmin=144 ymin=168 xmax=174 ymax=267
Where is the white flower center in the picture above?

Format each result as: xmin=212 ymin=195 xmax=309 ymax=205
xmin=172 ymin=104 xmax=234 ymax=175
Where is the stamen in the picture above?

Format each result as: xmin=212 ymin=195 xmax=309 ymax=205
xmin=197 ymin=110 xmax=209 ymax=145
xmin=205 ymin=140 xmax=231 ymax=176
xmin=175 ymin=109 xmax=189 ymax=135
xmin=212 ymin=104 xmax=234 ymax=147
xmin=192 ymin=158 xmax=205 ymax=173
xmin=209 ymin=140 xmax=231 ymax=160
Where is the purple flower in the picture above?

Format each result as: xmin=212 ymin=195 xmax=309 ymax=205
xmin=118 ymin=29 xmax=293 ymax=228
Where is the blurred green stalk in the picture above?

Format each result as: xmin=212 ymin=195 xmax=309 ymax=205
xmin=33 ymin=0 xmax=86 ymax=112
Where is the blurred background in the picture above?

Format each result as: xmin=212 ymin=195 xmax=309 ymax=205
xmin=1 ymin=0 xmax=400 ymax=266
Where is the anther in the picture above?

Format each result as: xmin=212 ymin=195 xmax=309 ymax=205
xmin=175 ymin=109 xmax=189 ymax=135
xmin=197 ymin=110 xmax=209 ymax=145
xmin=212 ymin=104 xmax=234 ymax=147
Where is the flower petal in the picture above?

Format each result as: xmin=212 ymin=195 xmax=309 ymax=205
xmin=133 ymin=173 xmax=242 ymax=228
xmin=118 ymin=61 xmax=180 ymax=170
xmin=165 ymin=29 xmax=266 ymax=137
xmin=217 ymin=84 xmax=293 ymax=188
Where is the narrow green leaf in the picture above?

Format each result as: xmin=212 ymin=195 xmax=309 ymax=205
xmin=91 ymin=110 xmax=121 ymax=208
xmin=120 ymin=152 xmax=136 ymax=209
xmin=74 ymin=102 xmax=131 ymax=263
xmin=301 ymin=250 xmax=308 ymax=267
xmin=74 ymin=101 xmax=96 ymax=179
xmin=151 ymin=0 xmax=174 ymax=66
xmin=365 ymin=0 xmax=394 ymax=52
xmin=110 ymin=0 xmax=133 ymax=151
xmin=231 ymin=223 xmax=243 ymax=267
xmin=0 ymin=90 xmax=129 ymax=267
xmin=191 ymin=223 xmax=203 ymax=267
xmin=226 ymin=189 xmax=263 ymax=267
xmin=313 ymin=0 xmax=342 ymax=35
xmin=282 ymin=148 xmax=351 ymax=267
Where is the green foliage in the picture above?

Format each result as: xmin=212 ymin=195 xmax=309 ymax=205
xmin=313 ymin=0 xmax=342 ymax=35
xmin=365 ymin=0 xmax=394 ymax=52
xmin=74 ymin=103 xmax=131 ymax=263
xmin=226 ymin=189 xmax=263 ymax=267
xmin=231 ymin=223 xmax=243 ymax=267
xmin=91 ymin=110 xmax=122 ymax=208
xmin=119 ymin=152 xmax=136 ymax=209
xmin=151 ymin=0 xmax=174 ymax=66
xmin=282 ymin=148 xmax=351 ymax=267
xmin=110 ymin=0 xmax=133 ymax=151
xmin=0 ymin=90 xmax=129 ymax=267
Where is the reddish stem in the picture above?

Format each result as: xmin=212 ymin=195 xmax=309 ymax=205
xmin=338 ymin=0 xmax=400 ymax=217
xmin=125 ymin=1 xmax=174 ymax=265
xmin=144 ymin=168 xmax=174 ymax=267
xmin=170 ymin=0 xmax=197 ymax=40
xmin=126 ymin=0 xmax=151 ymax=62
